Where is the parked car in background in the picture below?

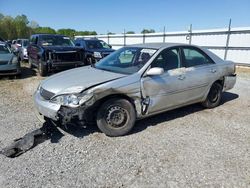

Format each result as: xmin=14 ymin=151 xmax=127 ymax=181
xmin=6 ymin=40 xmax=12 ymax=48
xmin=0 ymin=42 xmax=21 ymax=76
xmin=74 ymin=37 xmax=115 ymax=64
xmin=11 ymin=40 xmax=18 ymax=52
xmin=34 ymin=43 xmax=236 ymax=137
xmin=27 ymin=34 xmax=85 ymax=76
xmin=16 ymin=39 xmax=29 ymax=62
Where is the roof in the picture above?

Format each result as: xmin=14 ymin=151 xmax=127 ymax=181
xmin=31 ymin=34 xmax=67 ymax=37
xmin=75 ymin=37 xmax=99 ymax=41
xmin=127 ymin=42 xmax=191 ymax=49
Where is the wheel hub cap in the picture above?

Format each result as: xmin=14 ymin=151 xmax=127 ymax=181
xmin=106 ymin=106 xmax=128 ymax=128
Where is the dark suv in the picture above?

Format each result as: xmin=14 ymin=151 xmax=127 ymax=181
xmin=74 ymin=38 xmax=115 ymax=64
xmin=27 ymin=34 xmax=85 ymax=76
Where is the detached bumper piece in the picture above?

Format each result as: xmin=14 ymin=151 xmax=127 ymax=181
xmin=0 ymin=121 xmax=64 ymax=158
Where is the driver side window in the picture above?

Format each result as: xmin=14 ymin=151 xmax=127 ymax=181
xmin=151 ymin=48 xmax=181 ymax=71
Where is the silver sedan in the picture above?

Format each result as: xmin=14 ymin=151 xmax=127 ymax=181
xmin=34 ymin=43 xmax=236 ymax=136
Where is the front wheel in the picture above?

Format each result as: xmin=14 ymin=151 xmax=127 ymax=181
xmin=87 ymin=57 xmax=95 ymax=65
xmin=96 ymin=98 xmax=136 ymax=137
xmin=28 ymin=58 xmax=33 ymax=68
xmin=38 ymin=60 xmax=48 ymax=77
xmin=202 ymin=82 xmax=222 ymax=108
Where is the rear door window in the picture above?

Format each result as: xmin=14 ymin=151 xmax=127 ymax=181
xmin=182 ymin=47 xmax=213 ymax=67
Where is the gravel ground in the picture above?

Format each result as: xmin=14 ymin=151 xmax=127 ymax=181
xmin=0 ymin=64 xmax=250 ymax=188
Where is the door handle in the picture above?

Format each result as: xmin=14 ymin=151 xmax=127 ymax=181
xmin=178 ymin=75 xmax=185 ymax=80
xmin=210 ymin=68 xmax=217 ymax=73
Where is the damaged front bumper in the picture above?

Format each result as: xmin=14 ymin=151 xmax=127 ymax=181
xmin=34 ymin=90 xmax=92 ymax=124
xmin=34 ymin=91 xmax=60 ymax=122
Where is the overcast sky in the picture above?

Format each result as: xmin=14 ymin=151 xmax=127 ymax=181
xmin=1 ymin=0 xmax=250 ymax=34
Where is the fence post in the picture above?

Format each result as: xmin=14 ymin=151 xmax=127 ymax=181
xmin=188 ymin=24 xmax=192 ymax=45
xmin=107 ymin=33 xmax=110 ymax=45
xmin=224 ymin=19 xmax=232 ymax=60
xmin=163 ymin=26 xmax=166 ymax=43
xmin=123 ymin=29 xmax=126 ymax=46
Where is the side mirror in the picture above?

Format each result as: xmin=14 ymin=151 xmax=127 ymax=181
xmin=75 ymin=43 xmax=81 ymax=47
xmin=146 ymin=67 xmax=164 ymax=76
xmin=108 ymin=44 xmax=112 ymax=48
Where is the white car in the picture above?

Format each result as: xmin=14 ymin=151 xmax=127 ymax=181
xmin=34 ymin=43 xmax=236 ymax=136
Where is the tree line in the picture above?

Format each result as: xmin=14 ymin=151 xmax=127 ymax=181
xmin=0 ymin=13 xmax=156 ymax=40
xmin=0 ymin=13 xmax=97 ymax=40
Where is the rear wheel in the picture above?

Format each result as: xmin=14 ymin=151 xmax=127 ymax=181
xmin=202 ymin=82 xmax=222 ymax=108
xmin=38 ymin=60 xmax=48 ymax=77
xmin=96 ymin=98 xmax=136 ymax=137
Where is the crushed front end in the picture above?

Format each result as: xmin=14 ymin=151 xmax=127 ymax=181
xmin=44 ymin=49 xmax=85 ymax=70
xmin=34 ymin=86 xmax=95 ymax=125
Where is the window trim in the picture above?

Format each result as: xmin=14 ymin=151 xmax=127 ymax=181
xmin=180 ymin=46 xmax=215 ymax=68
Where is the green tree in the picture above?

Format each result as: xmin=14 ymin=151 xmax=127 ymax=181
xmin=33 ymin=27 xmax=56 ymax=34
xmin=126 ymin=31 xmax=135 ymax=34
xmin=57 ymin=28 xmax=76 ymax=38
xmin=0 ymin=16 xmax=17 ymax=40
xmin=107 ymin=32 xmax=115 ymax=35
xmin=29 ymin=20 xmax=39 ymax=29
xmin=0 ymin=13 xmax=4 ymax=20
xmin=141 ymin=29 xmax=155 ymax=34
xmin=0 ymin=12 xmax=98 ymax=40
xmin=14 ymin=14 xmax=30 ymax=38
xmin=75 ymin=30 xmax=97 ymax=36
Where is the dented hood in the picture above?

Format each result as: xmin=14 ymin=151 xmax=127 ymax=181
xmin=41 ymin=66 xmax=126 ymax=94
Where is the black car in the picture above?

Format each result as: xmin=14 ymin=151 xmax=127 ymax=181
xmin=74 ymin=38 xmax=115 ymax=64
xmin=27 ymin=34 xmax=85 ymax=76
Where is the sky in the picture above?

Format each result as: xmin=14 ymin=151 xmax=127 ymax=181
xmin=0 ymin=0 xmax=250 ymax=34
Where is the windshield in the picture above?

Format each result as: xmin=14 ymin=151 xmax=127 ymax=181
xmin=95 ymin=47 xmax=157 ymax=74
xmin=0 ymin=44 xmax=11 ymax=54
xmin=86 ymin=40 xmax=111 ymax=49
xmin=39 ymin=35 xmax=75 ymax=47
xmin=23 ymin=40 xmax=29 ymax=47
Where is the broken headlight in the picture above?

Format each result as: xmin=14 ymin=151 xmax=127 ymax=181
xmin=93 ymin=52 xmax=102 ymax=58
xmin=50 ymin=93 xmax=93 ymax=108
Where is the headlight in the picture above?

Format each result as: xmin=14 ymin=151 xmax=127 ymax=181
xmin=50 ymin=93 xmax=93 ymax=108
xmin=93 ymin=52 xmax=102 ymax=58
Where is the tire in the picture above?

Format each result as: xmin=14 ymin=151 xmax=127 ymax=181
xmin=87 ymin=57 xmax=93 ymax=65
xmin=28 ymin=58 xmax=33 ymax=69
xmin=38 ymin=60 xmax=48 ymax=77
xmin=202 ymin=82 xmax=222 ymax=108
xmin=96 ymin=98 xmax=136 ymax=137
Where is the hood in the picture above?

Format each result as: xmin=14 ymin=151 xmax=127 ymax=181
xmin=0 ymin=53 xmax=13 ymax=62
xmin=87 ymin=48 xmax=115 ymax=53
xmin=41 ymin=66 xmax=126 ymax=94
xmin=42 ymin=46 xmax=82 ymax=52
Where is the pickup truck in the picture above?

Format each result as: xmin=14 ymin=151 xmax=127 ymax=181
xmin=27 ymin=34 xmax=85 ymax=76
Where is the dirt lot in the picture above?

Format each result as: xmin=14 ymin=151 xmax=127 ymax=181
xmin=0 ymin=64 xmax=250 ymax=188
